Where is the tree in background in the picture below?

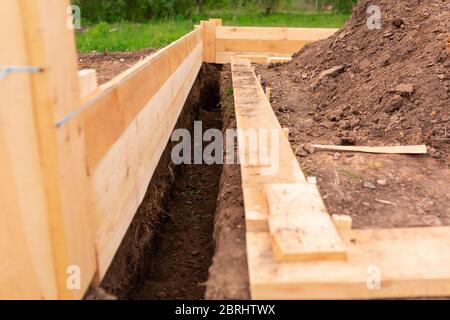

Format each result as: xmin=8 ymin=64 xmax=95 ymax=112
xmin=72 ymin=0 xmax=356 ymax=22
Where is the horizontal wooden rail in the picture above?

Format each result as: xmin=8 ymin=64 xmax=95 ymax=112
xmin=216 ymin=26 xmax=338 ymax=63
xmin=81 ymin=28 xmax=203 ymax=173
xmin=92 ymin=43 xmax=203 ymax=277
xmin=75 ymin=28 xmax=204 ymax=278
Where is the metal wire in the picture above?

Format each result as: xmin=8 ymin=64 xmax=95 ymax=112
xmin=0 ymin=66 xmax=43 ymax=80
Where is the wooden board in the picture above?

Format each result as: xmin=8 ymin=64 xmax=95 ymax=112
xmin=265 ymin=184 xmax=346 ymax=262
xmin=202 ymin=20 xmax=216 ymax=63
xmin=217 ymin=27 xmax=337 ymax=64
xmin=248 ymin=227 xmax=450 ymax=299
xmin=312 ymin=144 xmax=428 ymax=154
xmin=231 ymin=57 xmax=306 ymax=232
xmin=79 ymin=27 xmax=203 ymax=173
xmin=217 ymin=26 xmax=339 ymax=41
xmin=0 ymin=0 xmax=57 ymax=299
xmin=235 ymin=54 xmax=271 ymax=64
xmin=92 ymin=42 xmax=203 ymax=278
xmin=217 ymin=51 xmax=292 ymax=64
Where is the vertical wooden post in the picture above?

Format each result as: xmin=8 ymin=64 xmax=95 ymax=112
xmin=0 ymin=0 xmax=96 ymax=299
xmin=209 ymin=18 xmax=223 ymax=27
xmin=201 ymin=19 xmax=217 ymax=63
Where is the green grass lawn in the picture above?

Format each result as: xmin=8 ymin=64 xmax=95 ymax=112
xmin=76 ymin=11 xmax=349 ymax=53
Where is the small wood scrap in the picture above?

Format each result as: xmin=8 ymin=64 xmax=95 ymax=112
xmin=235 ymin=54 xmax=270 ymax=64
xmin=311 ymin=144 xmax=427 ymax=154
xmin=374 ymin=199 xmax=397 ymax=206
xmin=265 ymin=86 xmax=271 ymax=100
xmin=235 ymin=54 xmax=292 ymax=65
xmin=267 ymin=56 xmax=292 ymax=64
xmin=265 ymin=184 xmax=347 ymax=262
xmin=331 ymin=214 xmax=353 ymax=232
xmin=78 ymin=69 xmax=98 ymax=99
xmin=282 ymin=128 xmax=289 ymax=139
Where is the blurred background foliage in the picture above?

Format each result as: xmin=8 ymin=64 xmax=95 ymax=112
xmin=72 ymin=0 xmax=357 ymax=22
xmin=73 ymin=0 xmax=357 ymax=52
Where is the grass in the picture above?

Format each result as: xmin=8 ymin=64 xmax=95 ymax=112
xmin=76 ymin=11 xmax=349 ymax=53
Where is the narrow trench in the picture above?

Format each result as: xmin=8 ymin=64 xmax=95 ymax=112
xmin=129 ymin=66 xmax=223 ymax=300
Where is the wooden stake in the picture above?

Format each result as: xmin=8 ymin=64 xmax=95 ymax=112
xmin=265 ymin=86 xmax=271 ymax=101
xmin=332 ymin=214 xmax=353 ymax=232
xmin=78 ymin=69 xmax=98 ymax=99
xmin=201 ymin=20 xmax=216 ymax=63
xmin=282 ymin=128 xmax=289 ymax=140
xmin=1 ymin=0 xmax=97 ymax=299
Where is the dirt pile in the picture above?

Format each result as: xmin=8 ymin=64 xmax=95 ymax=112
xmin=259 ymin=0 xmax=450 ymax=159
xmin=258 ymin=0 xmax=450 ymax=229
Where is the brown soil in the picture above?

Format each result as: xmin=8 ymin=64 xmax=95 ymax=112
xmin=78 ymin=48 xmax=157 ymax=84
xmin=205 ymin=65 xmax=250 ymax=300
xmin=257 ymin=0 xmax=450 ymax=229
xmin=81 ymin=52 xmax=230 ymax=299
xmin=92 ymin=64 xmax=219 ymax=299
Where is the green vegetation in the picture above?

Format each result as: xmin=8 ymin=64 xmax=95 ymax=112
xmin=73 ymin=0 xmax=356 ymax=52
xmin=76 ymin=11 xmax=349 ymax=53
xmin=72 ymin=0 xmax=357 ymax=21
xmin=76 ymin=19 xmax=194 ymax=52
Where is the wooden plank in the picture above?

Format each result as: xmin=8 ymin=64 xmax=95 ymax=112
xmin=265 ymin=184 xmax=347 ymax=262
xmin=234 ymin=54 xmax=293 ymax=65
xmin=80 ymin=27 xmax=203 ymax=172
xmin=231 ymin=57 xmax=306 ymax=232
xmin=248 ymin=227 xmax=450 ymax=299
xmin=267 ymin=57 xmax=292 ymax=64
xmin=217 ymin=26 xmax=338 ymax=41
xmin=78 ymin=69 xmax=98 ymax=99
xmin=6 ymin=0 xmax=97 ymax=299
xmin=311 ymin=144 xmax=428 ymax=154
xmin=217 ymin=39 xmax=309 ymax=54
xmin=236 ymin=54 xmax=269 ymax=64
xmin=216 ymin=51 xmax=292 ymax=64
xmin=93 ymin=43 xmax=203 ymax=278
xmin=216 ymin=27 xmax=337 ymax=64
xmin=209 ymin=18 xmax=222 ymax=27
xmin=0 ymin=0 xmax=58 ymax=299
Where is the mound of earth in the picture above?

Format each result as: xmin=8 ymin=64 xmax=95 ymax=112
xmin=258 ymin=0 xmax=450 ymax=159
xmin=258 ymin=0 xmax=450 ymax=229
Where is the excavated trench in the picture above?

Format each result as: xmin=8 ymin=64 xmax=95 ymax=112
xmin=89 ymin=63 xmax=249 ymax=300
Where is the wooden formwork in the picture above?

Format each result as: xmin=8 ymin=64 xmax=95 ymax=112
xmin=2 ymin=2 xmax=328 ymax=299
xmin=5 ymin=1 xmax=443 ymax=301
xmin=1 ymin=0 xmax=204 ymax=299
xmin=230 ymin=58 xmax=450 ymax=300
